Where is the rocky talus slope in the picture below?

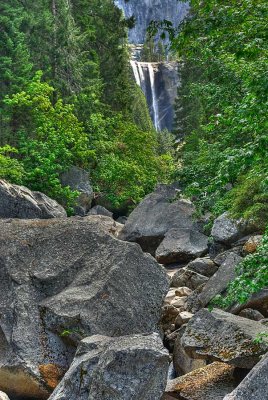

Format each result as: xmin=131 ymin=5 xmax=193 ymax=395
xmin=0 ymin=180 xmax=267 ymax=400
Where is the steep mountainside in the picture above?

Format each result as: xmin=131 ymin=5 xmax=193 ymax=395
xmin=115 ymin=0 xmax=189 ymax=43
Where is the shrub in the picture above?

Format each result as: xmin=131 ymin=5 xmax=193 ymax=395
xmin=212 ymin=227 xmax=268 ymax=308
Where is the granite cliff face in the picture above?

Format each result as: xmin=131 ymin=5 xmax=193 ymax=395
xmin=115 ymin=0 xmax=189 ymax=44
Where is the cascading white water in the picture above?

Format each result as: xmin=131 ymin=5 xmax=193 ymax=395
xmin=137 ymin=62 xmax=146 ymax=92
xmin=148 ymin=64 xmax=160 ymax=131
xmin=130 ymin=60 xmax=141 ymax=87
xmin=130 ymin=60 xmax=161 ymax=131
xmin=116 ymin=0 xmax=185 ymax=131
xmin=130 ymin=60 xmax=179 ymax=132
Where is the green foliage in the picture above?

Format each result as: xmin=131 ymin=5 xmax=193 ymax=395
xmin=254 ymin=333 xmax=268 ymax=345
xmin=131 ymin=85 xmax=154 ymax=131
xmin=4 ymin=73 xmax=93 ymax=209
xmin=141 ymin=33 xmax=166 ymax=62
xmin=0 ymin=0 xmax=174 ymax=213
xmin=212 ymin=227 xmax=268 ymax=308
xmin=0 ymin=1 xmax=33 ymax=143
xmin=0 ymin=2 xmax=32 ymax=99
xmin=171 ymin=0 xmax=268 ymax=225
xmin=156 ymin=129 xmax=176 ymax=157
xmin=88 ymin=114 xmax=174 ymax=208
xmin=0 ymin=145 xmax=25 ymax=183
xmin=221 ymin=173 xmax=268 ymax=230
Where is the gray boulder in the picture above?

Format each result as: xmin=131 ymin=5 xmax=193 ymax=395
xmin=186 ymin=257 xmax=218 ymax=277
xmin=87 ymin=205 xmax=113 ymax=218
xmin=238 ymin=308 xmax=265 ymax=321
xmin=60 ymin=166 xmax=93 ymax=215
xmin=213 ymin=249 xmax=238 ymax=266
xmin=223 ymin=353 xmax=268 ymax=400
xmin=0 ymin=180 xmax=66 ymax=219
xmin=0 ymin=216 xmax=168 ymax=398
xmin=181 ymin=309 xmax=268 ymax=369
xmin=119 ymin=184 xmax=195 ymax=254
xmin=49 ymin=333 xmax=169 ymax=400
xmin=211 ymin=212 xmax=257 ymax=245
xmin=185 ymin=283 xmax=207 ymax=314
xmin=171 ymin=268 xmax=209 ymax=290
xmin=198 ymin=253 xmax=243 ymax=308
xmin=173 ymin=326 xmax=206 ymax=376
xmin=155 ymin=228 xmax=208 ymax=264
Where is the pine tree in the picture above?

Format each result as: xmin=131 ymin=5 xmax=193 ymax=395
xmin=0 ymin=1 xmax=32 ymax=143
xmin=0 ymin=2 xmax=32 ymax=100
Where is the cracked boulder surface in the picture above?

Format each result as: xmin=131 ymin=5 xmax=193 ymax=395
xmin=49 ymin=333 xmax=169 ymax=400
xmin=0 ymin=216 xmax=168 ymax=399
xmin=180 ymin=309 xmax=268 ymax=369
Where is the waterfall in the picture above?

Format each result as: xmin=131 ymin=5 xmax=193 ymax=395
xmin=148 ymin=64 xmax=160 ymax=131
xmin=137 ymin=62 xmax=146 ymax=92
xmin=130 ymin=61 xmax=160 ymax=130
xmin=130 ymin=60 xmax=141 ymax=87
xmin=116 ymin=0 xmax=187 ymax=131
xmin=130 ymin=60 xmax=178 ymax=132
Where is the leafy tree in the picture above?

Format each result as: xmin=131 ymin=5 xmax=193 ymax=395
xmin=4 ymin=73 xmax=93 ymax=208
xmin=87 ymin=114 xmax=174 ymax=209
xmin=0 ymin=145 xmax=25 ymax=183
xmin=170 ymin=0 xmax=268 ymax=227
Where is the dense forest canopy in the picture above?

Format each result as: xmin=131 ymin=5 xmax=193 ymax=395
xmin=172 ymin=0 xmax=268 ymax=229
xmin=0 ymin=0 xmax=173 ymax=212
xmin=0 ymin=0 xmax=267 ymax=226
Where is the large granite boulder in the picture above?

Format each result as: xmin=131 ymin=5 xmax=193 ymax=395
xmin=0 ymin=217 xmax=168 ymax=399
xmin=0 ymin=180 xmax=66 ymax=219
xmin=119 ymin=184 xmax=195 ymax=254
xmin=155 ymin=228 xmax=208 ymax=264
xmin=60 ymin=166 xmax=93 ymax=215
xmin=211 ymin=212 xmax=258 ymax=245
xmin=49 ymin=333 xmax=169 ymax=400
xmin=223 ymin=353 xmax=268 ymax=400
xmin=180 ymin=309 xmax=268 ymax=369
xmin=197 ymin=253 xmax=243 ymax=308
xmin=165 ymin=362 xmax=237 ymax=400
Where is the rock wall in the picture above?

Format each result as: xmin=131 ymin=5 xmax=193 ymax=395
xmin=115 ymin=0 xmax=189 ymax=44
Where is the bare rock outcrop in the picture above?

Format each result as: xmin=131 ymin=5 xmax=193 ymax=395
xmin=0 ymin=180 xmax=66 ymax=219
xmin=180 ymin=309 xmax=268 ymax=369
xmin=49 ymin=333 xmax=169 ymax=400
xmin=0 ymin=216 xmax=168 ymax=398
